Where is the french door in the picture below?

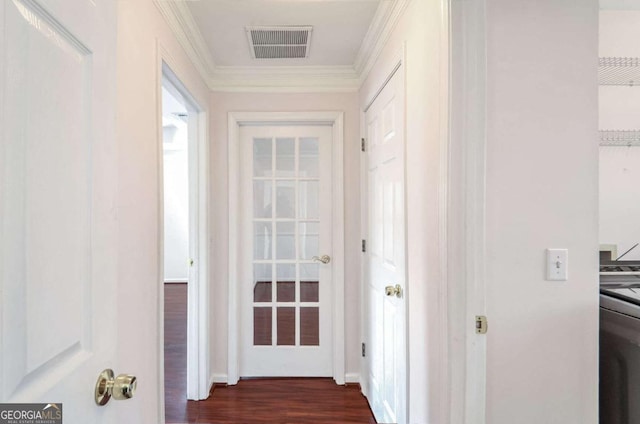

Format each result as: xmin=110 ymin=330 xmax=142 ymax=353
xmin=239 ymin=125 xmax=334 ymax=377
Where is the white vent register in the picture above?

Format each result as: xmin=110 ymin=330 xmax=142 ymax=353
xmin=246 ymin=26 xmax=312 ymax=59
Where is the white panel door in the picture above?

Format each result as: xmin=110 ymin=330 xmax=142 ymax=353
xmin=0 ymin=0 xmax=124 ymax=421
xmin=239 ymin=126 xmax=333 ymax=376
xmin=365 ymin=69 xmax=407 ymax=424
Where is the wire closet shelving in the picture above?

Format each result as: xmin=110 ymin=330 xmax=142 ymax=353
xmin=599 ymin=130 xmax=640 ymax=147
xmin=599 ymin=57 xmax=640 ymax=86
xmin=599 ymin=57 xmax=640 ymax=146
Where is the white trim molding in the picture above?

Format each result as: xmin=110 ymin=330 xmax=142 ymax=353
xmin=355 ymin=0 xmax=410 ymax=85
xmin=436 ymin=0 xmax=452 ymax=419
xmin=210 ymin=66 xmax=360 ymax=93
xmin=345 ymin=373 xmax=360 ymax=384
xmin=448 ymin=0 xmax=488 ymax=422
xmin=157 ymin=40 xmax=212 ymax=404
xmin=210 ymin=373 xmax=228 ymax=385
xmin=153 ymin=0 xmax=216 ymax=83
xmin=227 ymin=111 xmax=346 ymax=385
xmin=154 ymin=0 xmax=409 ymax=92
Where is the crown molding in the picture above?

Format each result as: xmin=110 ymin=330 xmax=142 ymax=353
xmin=353 ymin=0 xmax=394 ymax=74
xmin=210 ymin=65 xmax=359 ymax=92
xmin=155 ymin=0 xmax=409 ymax=92
xmin=355 ymin=0 xmax=410 ymax=84
xmin=153 ymin=0 xmax=216 ymax=82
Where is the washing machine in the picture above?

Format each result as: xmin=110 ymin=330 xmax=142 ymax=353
xmin=601 ymin=261 xmax=640 ymax=424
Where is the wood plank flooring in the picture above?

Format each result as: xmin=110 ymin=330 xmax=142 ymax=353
xmin=164 ymin=283 xmax=191 ymax=422
xmin=164 ymin=283 xmax=377 ymax=424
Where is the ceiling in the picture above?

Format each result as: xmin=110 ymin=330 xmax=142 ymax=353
xmin=600 ymin=0 xmax=640 ymax=9
xmin=186 ymin=0 xmax=379 ymax=67
xmin=155 ymin=0 xmax=408 ymax=91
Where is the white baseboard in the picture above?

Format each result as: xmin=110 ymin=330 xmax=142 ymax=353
xmin=210 ymin=373 xmax=356 ymax=386
xmin=211 ymin=373 xmax=228 ymax=384
xmin=164 ymin=279 xmax=188 ymax=283
xmin=345 ymin=373 xmax=360 ymax=384
xmin=206 ymin=375 xmax=215 ymax=397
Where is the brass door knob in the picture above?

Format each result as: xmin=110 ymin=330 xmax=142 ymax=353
xmin=385 ymin=284 xmax=402 ymax=298
xmin=95 ymin=369 xmax=137 ymax=406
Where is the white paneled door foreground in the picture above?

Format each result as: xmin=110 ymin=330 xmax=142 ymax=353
xmin=365 ymin=67 xmax=407 ymax=424
xmin=0 ymin=0 xmax=129 ymax=422
xmin=239 ymin=125 xmax=334 ymax=377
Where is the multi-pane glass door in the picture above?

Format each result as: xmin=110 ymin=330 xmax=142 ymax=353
xmin=240 ymin=125 xmax=333 ymax=376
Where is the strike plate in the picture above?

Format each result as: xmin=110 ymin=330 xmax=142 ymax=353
xmin=476 ymin=315 xmax=488 ymax=334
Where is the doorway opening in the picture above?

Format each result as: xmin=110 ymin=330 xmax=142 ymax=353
xmin=160 ymin=61 xmax=210 ymax=422
xmin=598 ymin=5 xmax=640 ymax=421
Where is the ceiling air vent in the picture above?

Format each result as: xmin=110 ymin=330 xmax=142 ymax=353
xmin=246 ymin=26 xmax=312 ymax=59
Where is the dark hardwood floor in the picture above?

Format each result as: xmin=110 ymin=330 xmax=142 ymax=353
xmin=164 ymin=283 xmax=192 ymax=422
xmin=197 ymin=379 xmax=377 ymax=424
xmin=164 ymin=283 xmax=377 ymax=424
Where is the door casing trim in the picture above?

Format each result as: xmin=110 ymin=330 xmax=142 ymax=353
xmin=448 ymin=0 xmax=488 ymax=422
xmin=227 ymin=111 xmax=345 ymax=385
xmin=156 ymin=40 xmax=212 ymax=418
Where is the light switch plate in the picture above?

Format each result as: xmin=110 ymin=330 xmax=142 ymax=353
xmin=546 ymin=248 xmax=568 ymax=281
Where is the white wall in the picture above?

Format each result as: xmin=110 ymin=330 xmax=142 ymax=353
xmin=210 ymin=92 xmax=361 ymax=382
xmin=116 ymin=0 xmax=210 ymax=421
xmin=599 ymin=11 xmax=640 ymax=260
xmin=484 ymin=1 xmax=599 ymax=423
xmin=600 ymin=10 xmax=640 ymax=57
xmin=163 ymin=121 xmax=190 ymax=282
xmin=359 ymin=1 xmax=448 ymax=422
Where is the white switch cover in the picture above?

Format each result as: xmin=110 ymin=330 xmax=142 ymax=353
xmin=546 ymin=248 xmax=568 ymax=281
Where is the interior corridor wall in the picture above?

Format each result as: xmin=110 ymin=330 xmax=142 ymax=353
xmin=210 ymin=92 xmax=361 ymax=382
xmin=359 ymin=1 xmax=449 ymax=422
xmin=484 ymin=1 xmax=599 ymax=422
xmin=116 ymin=0 xmax=210 ymax=421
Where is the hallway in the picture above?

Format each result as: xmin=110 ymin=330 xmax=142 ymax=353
xmin=164 ymin=284 xmax=376 ymax=423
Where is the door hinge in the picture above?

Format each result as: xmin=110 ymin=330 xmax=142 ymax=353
xmin=362 ymin=342 xmax=366 ymax=357
xmin=362 ymin=239 xmax=366 ymax=252
xmin=361 ymin=138 xmax=366 ymax=152
xmin=475 ymin=315 xmax=488 ymax=334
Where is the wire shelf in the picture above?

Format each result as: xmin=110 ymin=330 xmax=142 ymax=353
xmin=600 ymin=130 xmax=640 ymax=146
xmin=599 ymin=57 xmax=640 ymax=86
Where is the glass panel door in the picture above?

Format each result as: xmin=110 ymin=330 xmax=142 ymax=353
xmin=252 ymin=136 xmax=321 ymax=347
xmin=240 ymin=124 xmax=333 ymax=377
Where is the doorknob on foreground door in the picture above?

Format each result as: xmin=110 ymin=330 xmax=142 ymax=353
xmin=312 ymin=254 xmax=331 ymax=264
xmin=95 ymin=369 xmax=137 ymax=406
xmin=385 ymin=284 xmax=402 ymax=298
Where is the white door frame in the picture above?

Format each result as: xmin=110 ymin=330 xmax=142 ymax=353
xmin=228 ymin=111 xmax=345 ymax=385
xmin=448 ymin=0 xmax=488 ymax=422
xmin=156 ymin=42 xmax=211 ymax=416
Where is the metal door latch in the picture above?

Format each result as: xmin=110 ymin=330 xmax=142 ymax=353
xmin=475 ymin=316 xmax=488 ymax=334
xmin=95 ymin=369 xmax=137 ymax=406
xmin=385 ymin=284 xmax=402 ymax=298
xmin=312 ymin=254 xmax=331 ymax=264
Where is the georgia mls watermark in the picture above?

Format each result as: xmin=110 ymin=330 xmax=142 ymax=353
xmin=0 ymin=404 xmax=62 ymax=424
